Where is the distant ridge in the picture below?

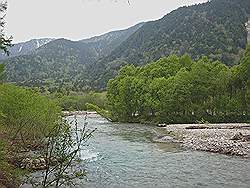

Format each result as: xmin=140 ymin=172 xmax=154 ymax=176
xmin=1 ymin=23 xmax=143 ymax=90
xmin=80 ymin=23 xmax=144 ymax=57
xmin=0 ymin=38 xmax=54 ymax=60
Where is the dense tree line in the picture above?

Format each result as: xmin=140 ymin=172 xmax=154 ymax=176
xmin=107 ymin=46 xmax=250 ymax=123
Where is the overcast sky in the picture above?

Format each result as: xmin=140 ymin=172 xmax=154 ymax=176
xmin=5 ymin=0 xmax=207 ymax=43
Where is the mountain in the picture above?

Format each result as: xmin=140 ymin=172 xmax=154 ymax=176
xmin=107 ymin=0 xmax=250 ymax=66
xmin=2 ymin=23 xmax=143 ymax=91
xmin=81 ymin=23 xmax=144 ymax=57
xmin=91 ymin=0 xmax=250 ymax=89
xmin=0 ymin=38 xmax=54 ymax=60
xmin=6 ymin=39 xmax=98 ymax=90
xmin=2 ymin=0 xmax=250 ymax=91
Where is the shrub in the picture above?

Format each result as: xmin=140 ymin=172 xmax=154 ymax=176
xmin=0 ymin=84 xmax=61 ymax=143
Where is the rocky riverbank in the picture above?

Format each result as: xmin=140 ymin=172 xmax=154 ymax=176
xmin=162 ymin=123 xmax=250 ymax=157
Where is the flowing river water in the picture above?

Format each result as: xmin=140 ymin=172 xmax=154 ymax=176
xmin=65 ymin=114 xmax=250 ymax=188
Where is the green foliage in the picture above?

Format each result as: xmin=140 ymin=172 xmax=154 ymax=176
xmin=51 ymin=92 xmax=107 ymax=111
xmin=107 ymin=50 xmax=250 ymax=123
xmin=86 ymin=103 xmax=111 ymax=120
xmin=0 ymin=63 xmax=4 ymax=82
xmin=0 ymin=84 xmax=61 ymax=141
xmin=230 ymin=45 xmax=250 ymax=115
xmin=39 ymin=118 xmax=94 ymax=187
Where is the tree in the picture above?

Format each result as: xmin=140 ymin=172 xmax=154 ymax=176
xmin=231 ymin=45 xmax=250 ymax=115
xmin=39 ymin=117 xmax=95 ymax=188
xmin=0 ymin=2 xmax=11 ymax=84
xmin=0 ymin=84 xmax=61 ymax=145
xmin=0 ymin=1 xmax=11 ymax=83
xmin=0 ymin=1 xmax=12 ymax=54
xmin=107 ymin=51 xmax=249 ymax=123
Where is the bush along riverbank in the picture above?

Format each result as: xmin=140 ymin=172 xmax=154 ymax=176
xmin=0 ymin=83 xmax=60 ymax=187
xmin=0 ymin=80 xmax=95 ymax=187
xmin=107 ymin=46 xmax=250 ymax=124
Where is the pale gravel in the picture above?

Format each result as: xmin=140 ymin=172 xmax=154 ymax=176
xmin=164 ymin=123 xmax=250 ymax=157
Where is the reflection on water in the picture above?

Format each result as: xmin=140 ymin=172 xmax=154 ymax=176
xmin=66 ymin=115 xmax=250 ymax=188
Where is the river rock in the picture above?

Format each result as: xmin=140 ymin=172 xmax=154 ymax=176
xmin=242 ymin=135 xmax=250 ymax=142
xmin=21 ymin=157 xmax=47 ymax=170
xmin=154 ymin=135 xmax=179 ymax=143
xmin=157 ymin=123 xmax=167 ymax=127
xmin=231 ymin=132 xmax=243 ymax=140
xmin=185 ymin=125 xmax=209 ymax=129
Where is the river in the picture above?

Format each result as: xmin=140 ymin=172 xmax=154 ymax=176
xmin=66 ymin=114 xmax=250 ymax=188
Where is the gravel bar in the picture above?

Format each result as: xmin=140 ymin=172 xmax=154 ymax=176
xmin=164 ymin=123 xmax=250 ymax=157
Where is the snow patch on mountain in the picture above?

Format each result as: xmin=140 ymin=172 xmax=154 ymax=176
xmin=36 ymin=40 xmax=40 ymax=48
xmin=18 ymin=46 xmax=22 ymax=52
xmin=0 ymin=38 xmax=54 ymax=60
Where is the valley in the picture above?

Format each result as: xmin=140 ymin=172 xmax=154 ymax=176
xmin=0 ymin=0 xmax=249 ymax=187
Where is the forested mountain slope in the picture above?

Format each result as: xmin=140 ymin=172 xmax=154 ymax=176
xmin=81 ymin=23 xmax=144 ymax=57
xmin=2 ymin=24 xmax=143 ymax=91
xmin=106 ymin=0 xmax=250 ymax=65
xmin=92 ymin=0 xmax=250 ymax=89
xmin=6 ymin=39 xmax=99 ymax=90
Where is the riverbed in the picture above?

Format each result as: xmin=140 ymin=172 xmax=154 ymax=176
xmin=66 ymin=114 xmax=250 ymax=188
